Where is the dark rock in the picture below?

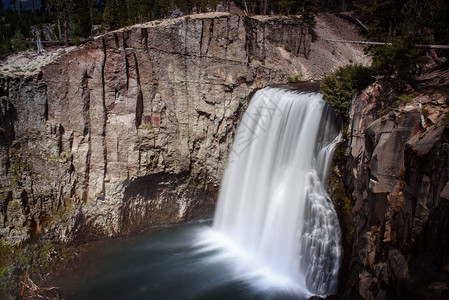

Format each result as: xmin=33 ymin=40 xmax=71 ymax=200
xmin=341 ymin=81 xmax=449 ymax=299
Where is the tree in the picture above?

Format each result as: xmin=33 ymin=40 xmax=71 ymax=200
xmin=175 ymin=0 xmax=195 ymax=15
xmin=48 ymin=0 xmax=74 ymax=45
xmin=321 ymin=0 xmax=352 ymax=12
xmin=321 ymin=64 xmax=374 ymax=123
xmin=40 ymin=0 xmax=48 ymax=13
xmin=76 ymin=0 xmax=92 ymax=38
xmin=10 ymin=0 xmax=17 ymax=12
xmin=299 ymin=0 xmax=321 ymax=25
xmin=103 ymin=0 xmax=128 ymax=30
xmin=11 ymin=29 xmax=27 ymax=51
xmin=277 ymin=0 xmax=320 ymax=25
xmin=153 ymin=0 xmax=162 ymax=19
xmin=159 ymin=0 xmax=171 ymax=16
xmin=354 ymin=0 xmax=449 ymax=84
xmin=128 ymin=0 xmax=153 ymax=24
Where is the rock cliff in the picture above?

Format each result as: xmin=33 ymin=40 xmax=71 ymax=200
xmin=341 ymin=70 xmax=449 ymax=299
xmin=0 ymin=13 xmax=368 ymax=245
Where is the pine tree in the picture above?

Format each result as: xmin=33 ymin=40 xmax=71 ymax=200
xmin=104 ymin=0 xmax=128 ymax=30
xmin=299 ymin=0 xmax=320 ymax=26
xmin=354 ymin=0 xmax=449 ymax=83
xmin=48 ymin=0 xmax=74 ymax=45
xmin=159 ymin=0 xmax=171 ymax=16
xmin=11 ymin=29 xmax=27 ymax=51
xmin=40 ymin=0 xmax=48 ymax=13
xmin=104 ymin=0 xmax=118 ymax=29
xmin=153 ymin=0 xmax=162 ymax=19
xmin=10 ymin=0 xmax=17 ymax=12
xmin=77 ymin=0 xmax=92 ymax=38
xmin=277 ymin=0 xmax=320 ymax=25
xmin=127 ymin=0 xmax=152 ymax=24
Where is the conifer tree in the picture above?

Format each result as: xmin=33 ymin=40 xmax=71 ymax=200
xmin=153 ymin=0 xmax=162 ymax=19
xmin=77 ymin=0 xmax=92 ymax=38
xmin=40 ymin=0 xmax=48 ymax=13
xmin=354 ymin=0 xmax=448 ymax=83
xmin=104 ymin=0 xmax=128 ymax=29
xmin=277 ymin=0 xmax=320 ymax=25
xmin=48 ymin=0 xmax=74 ymax=45
xmin=127 ymin=0 xmax=152 ymax=24
xmin=10 ymin=0 xmax=17 ymax=13
xmin=159 ymin=0 xmax=171 ymax=17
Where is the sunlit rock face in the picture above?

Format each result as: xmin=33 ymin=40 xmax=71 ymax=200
xmin=0 ymin=13 xmax=368 ymax=245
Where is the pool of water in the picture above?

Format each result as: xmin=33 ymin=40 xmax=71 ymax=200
xmin=55 ymin=220 xmax=310 ymax=300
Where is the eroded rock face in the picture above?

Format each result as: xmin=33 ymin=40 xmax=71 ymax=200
xmin=0 ymin=13 xmax=368 ymax=245
xmin=343 ymin=82 xmax=449 ymax=299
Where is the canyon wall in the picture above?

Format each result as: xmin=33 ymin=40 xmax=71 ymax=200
xmin=0 ymin=13 xmax=368 ymax=245
xmin=3 ymin=10 xmax=447 ymax=299
xmin=341 ymin=74 xmax=449 ymax=299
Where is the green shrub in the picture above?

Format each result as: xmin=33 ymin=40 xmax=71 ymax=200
xmin=288 ymin=75 xmax=300 ymax=83
xmin=0 ymin=40 xmax=12 ymax=57
xmin=140 ymin=123 xmax=154 ymax=130
xmin=74 ymin=36 xmax=81 ymax=46
xmin=321 ymin=64 xmax=374 ymax=123
xmin=11 ymin=29 xmax=27 ymax=52
xmin=284 ymin=44 xmax=292 ymax=52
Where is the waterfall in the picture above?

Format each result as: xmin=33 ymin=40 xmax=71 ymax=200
xmin=209 ymin=87 xmax=342 ymax=297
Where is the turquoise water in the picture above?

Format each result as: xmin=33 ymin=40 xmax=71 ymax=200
xmin=57 ymin=220 xmax=307 ymax=300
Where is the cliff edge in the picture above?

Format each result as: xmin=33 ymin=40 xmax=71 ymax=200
xmin=0 ymin=12 xmax=368 ymax=246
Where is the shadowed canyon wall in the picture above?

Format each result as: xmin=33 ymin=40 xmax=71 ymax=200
xmin=341 ymin=76 xmax=449 ymax=299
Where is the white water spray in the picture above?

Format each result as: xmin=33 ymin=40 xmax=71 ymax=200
xmin=207 ymin=87 xmax=342 ymax=297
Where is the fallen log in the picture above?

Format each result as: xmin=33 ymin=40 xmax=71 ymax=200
xmin=319 ymin=38 xmax=449 ymax=50
xmin=19 ymin=271 xmax=63 ymax=300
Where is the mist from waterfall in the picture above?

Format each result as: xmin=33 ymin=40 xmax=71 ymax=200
xmin=56 ymin=87 xmax=343 ymax=300
xmin=203 ymin=87 xmax=342 ymax=297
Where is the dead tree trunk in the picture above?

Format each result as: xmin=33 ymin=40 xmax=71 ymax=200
xmin=57 ymin=18 xmax=63 ymax=41
xmin=64 ymin=19 xmax=69 ymax=46
xmin=319 ymin=38 xmax=449 ymax=50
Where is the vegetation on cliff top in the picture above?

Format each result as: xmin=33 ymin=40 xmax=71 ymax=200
xmin=0 ymin=0 xmax=343 ymax=57
xmin=321 ymin=64 xmax=374 ymax=123
xmin=321 ymin=0 xmax=448 ymax=123
xmin=354 ymin=0 xmax=448 ymax=84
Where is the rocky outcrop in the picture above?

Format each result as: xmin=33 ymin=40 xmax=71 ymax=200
xmin=342 ymin=80 xmax=449 ymax=299
xmin=0 ymin=13 xmax=368 ymax=246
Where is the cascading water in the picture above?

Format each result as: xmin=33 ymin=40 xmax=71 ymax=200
xmin=207 ymin=87 xmax=342 ymax=297
xmin=56 ymin=87 xmax=343 ymax=300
